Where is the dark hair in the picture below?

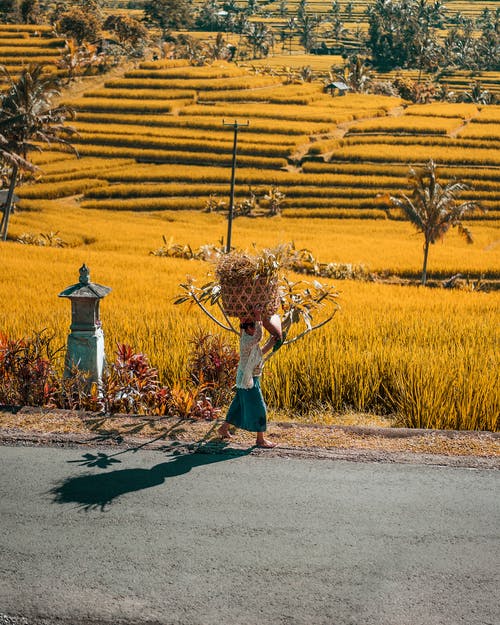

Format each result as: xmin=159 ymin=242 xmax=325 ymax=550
xmin=240 ymin=321 xmax=255 ymax=330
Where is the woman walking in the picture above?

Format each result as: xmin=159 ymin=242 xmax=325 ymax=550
xmin=218 ymin=306 xmax=279 ymax=448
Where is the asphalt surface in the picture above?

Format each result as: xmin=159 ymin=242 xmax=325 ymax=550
xmin=0 ymin=443 xmax=499 ymax=625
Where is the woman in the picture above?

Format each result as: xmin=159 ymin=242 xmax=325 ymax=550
xmin=218 ymin=306 xmax=278 ymax=448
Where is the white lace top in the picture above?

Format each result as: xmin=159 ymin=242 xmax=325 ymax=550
xmin=235 ymin=322 xmax=263 ymax=389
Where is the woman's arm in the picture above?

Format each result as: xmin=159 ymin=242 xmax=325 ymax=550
xmin=262 ymin=334 xmax=278 ymax=355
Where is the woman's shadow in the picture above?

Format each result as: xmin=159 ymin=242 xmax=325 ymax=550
xmin=50 ymin=443 xmax=251 ymax=511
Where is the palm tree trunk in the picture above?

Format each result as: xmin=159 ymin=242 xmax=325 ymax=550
xmin=421 ymin=238 xmax=430 ymax=285
xmin=0 ymin=163 xmax=19 ymax=242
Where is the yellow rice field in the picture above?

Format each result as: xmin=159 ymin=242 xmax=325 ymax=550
xmin=1 ymin=45 xmax=499 ymax=430
xmin=1 ymin=206 xmax=498 ymax=430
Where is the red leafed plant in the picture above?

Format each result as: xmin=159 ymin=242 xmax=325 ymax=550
xmin=0 ymin=330 xmax=62 ymax=407
xmin=187 ymin=330 xmax=239 ymax=407
xmin=100 ymin=343 xmax=171 ymax=415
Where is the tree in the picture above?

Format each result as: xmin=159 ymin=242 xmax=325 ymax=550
xmin=366 ymin=0 xmax=446 ymax=71
xmin=20 ymin=0 xmax=41 ymax=24
xmin=196 ymin=0 xmax=225 ymax=31
xmin=143 ymin=0 xmax=193 ymax=38
xmin=474 ymin=9 xmax=500 ymax=70
xmin=0 ymin=64 xmax=77 ymax=241
xmin=244 ymin=21 xmax=274 ymax=58
xmin=103 ymin=14 xmax=149 ymax=56
xmin=0 ymin=0 xmax=20 ymax=22
xmin=390 ymin=160 xmax=480 ymax=285
xmin=57 ymin=7 xmax=102 ymax=45
xmin=297 ymin=12 xmax=322 ymax=53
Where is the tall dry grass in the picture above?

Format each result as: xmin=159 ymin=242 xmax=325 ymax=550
xmin=0 ymin=237 xmax=497 ymax=431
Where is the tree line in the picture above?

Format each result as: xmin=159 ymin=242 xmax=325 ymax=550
xmin=0 ymin=0 xmax=498 ymax=72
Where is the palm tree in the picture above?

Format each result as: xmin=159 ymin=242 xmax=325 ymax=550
xmin=244 ymin=22 xmax=274 ymax=58
xmin=390 ymin=160 xmax=480 ymax=285
xmin=297 ymin=13 xmax=322 ymax=54
xmin=0 ymin=64 xmax=77 ymax=241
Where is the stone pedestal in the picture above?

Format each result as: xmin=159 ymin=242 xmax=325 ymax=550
xmin=65 ymin=328 xmax=106 ymax=382
xmin=59 ymin=265 xmax=111 ymax=386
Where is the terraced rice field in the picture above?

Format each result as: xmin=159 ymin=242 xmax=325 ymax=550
xmin=0 ymin=24 xmax=65 ymax=83
xmin=13 ymin=58 xmax=499 ymax=223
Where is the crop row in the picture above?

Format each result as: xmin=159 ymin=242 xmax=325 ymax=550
xmin=328 ymin=143 xmax=500 ymax=166
xmin=67 ymin=98 xmax=184 ymax=114
xmin=471 ymin=107 xmax=500 ymax=124
xmin=83 ymin=183 xmax=397 ymax=201
xmin=302 ymin=161 xmax=500 ymax=181
xmin=99 ymin=163 xmax=408 ymax=188
xmin=404 ymin=103 xmax=480 ymax=118
xmin=80 ymin=197 xmax=207 ymax=211
xmin=72 ymin=121 xmax=302 ymax=145
xmin=341 ymin=135 xmax=500 ymax=151
xmin=71 ymin=132 xmax=295 ymax=159
xmin=461 ymin=124 xmax=500 ymax=140
xmin=72 ymin=111 xmax=332 ymax=136
xmin=17 ymin=178 xmax=107 ymax=200
xmin=106 ymin=75 xmax=280 ymax=91
xmin=34 ymin=157 xmax=497 ymax=195
xmin=179 ymin=103 xmax=356 ymax=123
xmin=348 ymin=116 xmax=463 ymax=135
xmin=0 ymin=46 xmax=61 ymax=56
xmin=126 ymin=65 xmax=248 ymax=80
xmin=58 ymin=144 xmax=288 ymax=169
xmin=283 ymin=208 xmax=388 ymax=219
xmin=196 ymin=91 xmax=323 ymax=105
xmin=85 ymin=88 xmax=197 ymax=101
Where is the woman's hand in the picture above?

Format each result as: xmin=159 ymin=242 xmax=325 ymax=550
xmin=252 ymin=305 xmax=263 ymax=321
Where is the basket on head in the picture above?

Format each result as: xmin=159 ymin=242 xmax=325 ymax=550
xmin=216 ymin=252 xmax=280 ymax=319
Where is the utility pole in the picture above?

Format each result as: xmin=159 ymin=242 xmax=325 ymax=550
xmin=223 ymin=119 xmax=249 ymax=253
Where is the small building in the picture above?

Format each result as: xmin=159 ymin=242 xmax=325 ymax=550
xmin=325 ymin=81 xmax=350 ymax=96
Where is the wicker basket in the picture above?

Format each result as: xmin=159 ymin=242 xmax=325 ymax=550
xmin=219 ymin=276 xmax=280 ymax=318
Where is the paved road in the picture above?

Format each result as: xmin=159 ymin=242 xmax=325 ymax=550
xmin=0 ymin=443 xmax=498 ymax=625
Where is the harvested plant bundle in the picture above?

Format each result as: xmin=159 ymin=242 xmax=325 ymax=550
xmin=215 ymin=251 xmax=280 ymax=318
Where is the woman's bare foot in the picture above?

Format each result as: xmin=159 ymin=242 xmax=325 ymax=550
xmin=256 ymin=436 xmax=277 ymax=448
xmin=218 ymin=423 xmax=232 ymax=439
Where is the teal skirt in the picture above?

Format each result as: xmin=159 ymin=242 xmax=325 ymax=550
xmin=225 ymin=376 xmax=267 ymax=433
